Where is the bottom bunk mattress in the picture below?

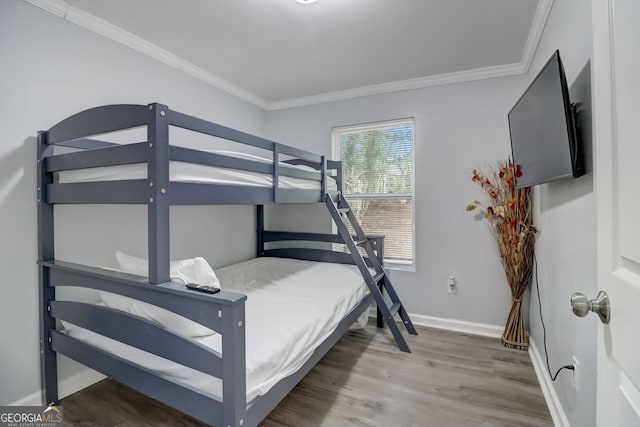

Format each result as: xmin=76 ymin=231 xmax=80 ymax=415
xmin=62 ymin=257 xmax=370 ymax=402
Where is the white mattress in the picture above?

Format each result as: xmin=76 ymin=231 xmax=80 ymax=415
xmin=63 ymin=257 xmax=369 ymax=402
xmin=58 ymin=150 xmax=337 ymax=191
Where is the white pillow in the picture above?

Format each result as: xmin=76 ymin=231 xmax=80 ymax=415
xmin=99 ymin=251 xmax=221 ymax=337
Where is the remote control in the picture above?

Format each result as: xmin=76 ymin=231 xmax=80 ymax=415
xmin=186 ymin=283 xmax=221 ymax=294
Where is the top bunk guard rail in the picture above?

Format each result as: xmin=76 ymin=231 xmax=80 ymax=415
xmin=327 ymin=160 xmax=342 ymax=191
xmin=40 ymin=103 xmax=340 ymax=206
xmin=168 ymin=109 xmax=275 ymax=151
xmin=51 ymin=139 xmax=121 ymax=150
xmin=169 ymin=146 xmax=273 ymax=175
xmin=275 ymin=144 xmax=322 ymax=163
xmin=46 ymin=104 xmax=151 ymax=145
xmin=46 ymin=142 xmax=149 ymax=172
xmin=274 ymin=144 xmax=323 ymax=181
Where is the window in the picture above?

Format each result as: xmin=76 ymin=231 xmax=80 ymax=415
xmin=332 ymin=119 xmax=415 ymax=270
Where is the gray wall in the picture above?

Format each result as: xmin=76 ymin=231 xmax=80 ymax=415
xmin=267 ymin=76 xmax=528 ymax=326
xmin=1 ymin=1 xmax=596 ymax=421
xmin=0 ymin=0 xmax=267 ymax=405
xmin=268 ymin=3 xmax=597 ymax=425
xmin=525 ymin=0 xmax=597 ymax=425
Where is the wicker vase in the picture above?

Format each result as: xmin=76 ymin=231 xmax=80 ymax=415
xmin=501 ymin=297 xmax=528 ymax=351
xmin=466 ymin=160 xmax=535 ymax=351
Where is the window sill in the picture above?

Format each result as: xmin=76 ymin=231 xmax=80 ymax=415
xmin=383 ymin=262 xmax=415 ymax=273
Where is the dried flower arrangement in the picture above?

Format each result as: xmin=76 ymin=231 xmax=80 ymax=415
xmin=467 ymin=159 xmax=536 ymax=350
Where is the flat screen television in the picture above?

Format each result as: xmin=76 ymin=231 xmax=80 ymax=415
xmin=508 ymin=50 xmax=584 ymax=188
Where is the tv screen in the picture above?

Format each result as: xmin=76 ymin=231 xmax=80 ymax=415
xmin=508 ymin=50 xmax=583 ymax=188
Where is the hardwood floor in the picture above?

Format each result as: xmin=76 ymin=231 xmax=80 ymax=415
xmin=61 ymin=324 xmax=552 ymax=427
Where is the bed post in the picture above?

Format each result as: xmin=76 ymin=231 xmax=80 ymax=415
xmin=221 ymin=300 xmax=247 ymax=427
xmin=37 ymin=131 xmax=58 ymax=405
xmin=373 ymin=236 xmax=386 ymax=329
xmin=320 ymin=155 xmax=326 ymax=197
xmin=336 ymin=160 xmax=343 ymax=193
xmin=327 ymin=160 xmax=343 ymax=193
xmin=256 ymin=205 xmax=264 ymax=257
xmin=147 ymin=103 xmax=170 ymax=284
xmin=272 ymin=144 xmax=280 ymax=203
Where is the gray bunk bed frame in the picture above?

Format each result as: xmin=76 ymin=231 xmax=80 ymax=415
xmin=37 ymin=103 xmax=416 ymax=427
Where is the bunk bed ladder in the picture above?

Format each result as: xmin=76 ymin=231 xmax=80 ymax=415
xmin=326 ymin=193 xmax=418 ymax=353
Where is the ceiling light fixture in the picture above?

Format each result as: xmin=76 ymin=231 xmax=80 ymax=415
xmin=296 ymin=0 xmax=317 ymax=4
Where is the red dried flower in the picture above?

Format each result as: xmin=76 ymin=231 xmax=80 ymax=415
xmin=467 ymin=158 xmax=537 ymax=351
xmin=515 ymin=164 xmax=523 ymax=178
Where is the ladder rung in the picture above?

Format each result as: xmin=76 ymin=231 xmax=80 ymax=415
xmin=326 ymin=195 xmax=416 ymax=351
xmin=389 ymin=302 xmax=402 ymax=317
xmin=372 ymin=272 xmax=385 ymax=284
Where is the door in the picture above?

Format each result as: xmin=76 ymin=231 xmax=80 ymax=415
xmin=592 ymin=0 xmax=640 ymax=425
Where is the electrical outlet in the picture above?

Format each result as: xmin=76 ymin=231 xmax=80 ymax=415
xmin=447 ymin=276 xmax=457 ymax=294
xmin=572 ymin=355 xmax=580 ymax=391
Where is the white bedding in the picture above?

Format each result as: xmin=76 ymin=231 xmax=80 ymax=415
xmin=63 ymin=257 xmax=369 ymax=402
xmin=58 ymin=150 xmax=337 ymax=191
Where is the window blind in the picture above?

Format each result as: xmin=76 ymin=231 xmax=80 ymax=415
xmin=336 ymin=120 xmax=415 ymax=266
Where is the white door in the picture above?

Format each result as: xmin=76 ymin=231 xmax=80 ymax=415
xmin=592 ymin=0 xmax=640 ymax=425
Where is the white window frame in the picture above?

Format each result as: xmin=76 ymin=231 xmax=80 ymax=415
xmin=331 ymin=118 xmax=416 ymax=271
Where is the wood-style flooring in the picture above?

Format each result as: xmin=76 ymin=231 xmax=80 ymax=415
xmin=61 ymin=324 xmax=552 ymax=427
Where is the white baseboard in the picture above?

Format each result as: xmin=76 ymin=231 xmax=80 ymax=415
xmin=528 ymin=338 xmax=570 ymax=427
xmin=59 ymin=368 xmax=106 ymax=400
xmin=9 ymin=369 xmax=106 ymax=406
xmin=408 ymin=313 xmax=504 ymax=338
xmin=9 ymin=388 xmax=42 ymax=406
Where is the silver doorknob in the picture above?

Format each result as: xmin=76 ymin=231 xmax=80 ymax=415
xmin=570 ymin=291 xmax=610 ymax=324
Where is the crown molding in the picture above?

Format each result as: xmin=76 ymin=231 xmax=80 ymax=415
xmin=268 ymin=0 xmax=554 ymax=111
xmin=23 ymin=0 xmax=552 ymax=112
xmin=23 ymin=0 xmax=269 ymax=110
xmin=23 ymin=0 xmax=67 ymax=16
xmin=520 ymin=0 xmax=554 ymax=73
xmin=267 ymin=62 xmax=526 ymax=111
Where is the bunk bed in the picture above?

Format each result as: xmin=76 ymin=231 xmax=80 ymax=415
xmin=37 ymin=103 xmax=417 ymax=427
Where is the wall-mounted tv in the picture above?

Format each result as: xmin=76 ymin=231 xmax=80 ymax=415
xmin=508 ymin=50 xmax=584 ymax=188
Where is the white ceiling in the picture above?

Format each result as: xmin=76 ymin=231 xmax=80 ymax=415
xmin=33 ymin=0 xmax=549 ymax=109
